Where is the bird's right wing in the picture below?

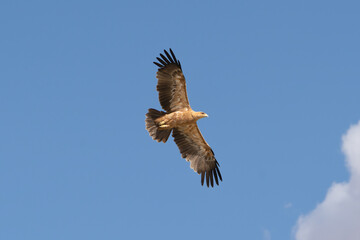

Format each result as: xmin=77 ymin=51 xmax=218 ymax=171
xmin=153 ymin=49 xmax=191 ymax=112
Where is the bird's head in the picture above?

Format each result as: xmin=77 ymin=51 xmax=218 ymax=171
xmin=195 ymin=111 xmax=208 ymax=120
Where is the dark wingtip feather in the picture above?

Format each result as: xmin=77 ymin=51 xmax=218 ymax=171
xmin=169 ymin=48 xmax=177 ymax=62
xmin=156 ymin=57 xmax=167 ymax=66
xmin=216 ymin=166 xmax=222 ymax=181
xmin=210 ymin=170 xmax=214 ymax=187
xmin=153 ymin=62 xmax=163 ymax=68
xmin=160 ymin=53 xmax=170 ymax=64
xmin=206 ymin=172 xmax=210 ymax=187
xmin=214 ymin=169 xmax=219 ymax=185
xmin=164 ymin=50 xmax=174 ymax=63
xmin=201 ymin=172 xmax=205 ymax=186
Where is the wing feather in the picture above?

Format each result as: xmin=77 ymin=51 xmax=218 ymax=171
xmin=172 ymin=123 xmax=222 ymax=187
xmin=164 ymin=50 xmax=174 ymax=62
xmin=153 ymin=61 xmax=163 ymax=68
xmin=160 ymin=53 xmax=170 ymax=64
xmin=169 ymin=49 xmax=178 ymax=63
xmin=153 ymin=49 xmax=190 ymax=112
xmin=156 ymin=57 xmax=167 ymax=66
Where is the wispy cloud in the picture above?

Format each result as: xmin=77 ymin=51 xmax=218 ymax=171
xmin=263 ymin=229 xmax=271 ymax=240
xmin=294 ymin=121 xmax=360 ymax=240
xmin=284 ymin=202 xmax=292 ymax=209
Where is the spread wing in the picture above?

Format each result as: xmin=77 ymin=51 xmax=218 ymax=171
xmin=153 ymin=49 xmax=191 ymax=112
xmin=172 ymin=123 xmax=222 ymax=187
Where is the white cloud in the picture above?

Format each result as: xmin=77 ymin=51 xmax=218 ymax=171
xmin=294 ymin=121 xmax=360 ymax=240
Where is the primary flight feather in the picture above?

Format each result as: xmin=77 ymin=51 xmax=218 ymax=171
xmin=145 ymin=49 xmax=222 ymax=187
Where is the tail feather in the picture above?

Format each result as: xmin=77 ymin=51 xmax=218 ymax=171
xmin=145 ymin=108 xmax=172 ymax=143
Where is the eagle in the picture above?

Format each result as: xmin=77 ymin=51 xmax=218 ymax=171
xmin=145 ymin=49 xmax=222 ymax=187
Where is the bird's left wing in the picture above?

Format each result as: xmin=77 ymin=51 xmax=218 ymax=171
xmin=172 ymin=123 xmax=222 ymax=187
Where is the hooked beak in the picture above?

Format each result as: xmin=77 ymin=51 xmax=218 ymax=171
xmin=204 ymin=113 xmax=209 ymax=118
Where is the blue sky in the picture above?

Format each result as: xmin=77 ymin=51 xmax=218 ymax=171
xmin=1 ymin=1 xmax=360 ymax=239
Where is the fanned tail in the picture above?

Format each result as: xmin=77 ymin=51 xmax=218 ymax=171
xmin=145 ymin=108 xmax=172 ymax=143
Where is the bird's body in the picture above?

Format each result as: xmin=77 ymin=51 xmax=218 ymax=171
xmin=145 ymin=49 xmax=222 ymax=187
xmin=155 ymin=110 xmax=207 ymax=129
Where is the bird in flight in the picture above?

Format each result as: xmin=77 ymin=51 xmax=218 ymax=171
xmin=145 ymin=49 xmax=222 ymax=187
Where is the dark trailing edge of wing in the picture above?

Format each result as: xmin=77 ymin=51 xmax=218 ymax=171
xmin=200 ymin=160 xmax=222 ymax=187
xmin=153 ymin=48 xmax=182 ymax=69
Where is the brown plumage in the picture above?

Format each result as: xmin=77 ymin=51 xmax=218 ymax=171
xmin=145 ymin=49 xmax=222 ymax=187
